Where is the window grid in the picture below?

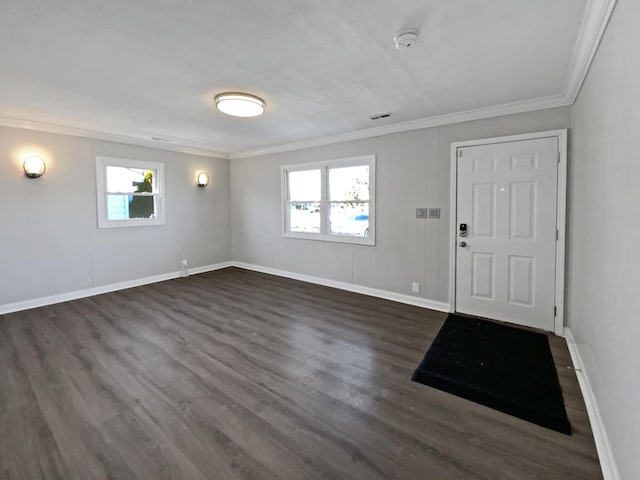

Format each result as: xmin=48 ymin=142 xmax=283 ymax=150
xmin=96 ymin=157 xmax=166 ymax=229
xmin=281 ymin=155 xmax=375 ymax=245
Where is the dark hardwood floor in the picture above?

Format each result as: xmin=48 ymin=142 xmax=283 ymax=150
xmin=0 ymin=267 xmax=602 ymax=479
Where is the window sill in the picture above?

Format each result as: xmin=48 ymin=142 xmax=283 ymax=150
xmin=283 ymin=232 xmax=375 ymax=246
xmin=97 ymin=218 xmax=166 ymax=229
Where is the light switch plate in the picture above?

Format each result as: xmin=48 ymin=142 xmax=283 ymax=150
xmin=416 ymin=208 xmax=427 ymax=218
xmin=428 ymin=208 xmax=440 ymax=219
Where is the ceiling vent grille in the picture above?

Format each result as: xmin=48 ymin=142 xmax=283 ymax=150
xmin=369 ymin=113 xmax=391 ymax=121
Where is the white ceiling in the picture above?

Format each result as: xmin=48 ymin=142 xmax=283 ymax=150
xmin=0 ymin=0 xmax=600 ymax=157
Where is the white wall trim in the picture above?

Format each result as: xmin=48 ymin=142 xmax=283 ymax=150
xmin=230 ymin=95 xmax=570 ymax=160
xmin=564 ymin=328 xmax=621 ymax=480
xmin=0 ymin=262 xmax=233 ymax=315
xmin=554 ymin=131 xmax=569 ymax=336
xmin=448 ymin=130 xmax=568 ymax=335
xmin=0 ymin=263 xmax=617 ymax=479
xmin=564 ymin=0 xmax=618 ymax=103
xmin=187 ymin=262 xmax=233 ymax=275
xmin=0 ymin=1 xmax=615 ymax=163
xmin=233 ymin=262 xmax=450 ymax=312
xmin=0 ymin=116 xmax=230 ymax=160
xmin=0 ymin=95 xmax=572 ymax=163
xmin=1 ymin=260 xmax=451 ymax=316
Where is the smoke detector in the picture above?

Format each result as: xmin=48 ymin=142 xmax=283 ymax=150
xmin=393 ymin=28 xmax=419 ymax=49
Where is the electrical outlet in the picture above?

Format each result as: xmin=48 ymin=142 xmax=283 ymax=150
xmin=181 ymin=259 xmax=189 ymax=277
xmin=416 ymin=208 xmax=427 ymax=218
xmin=428 ymin=208 xmax=440 ymax=219
xmin=412 ymin=282 xmax=420 ymax=293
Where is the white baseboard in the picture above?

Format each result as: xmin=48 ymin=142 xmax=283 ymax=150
xmin=232 ymin=262 xmax=451 ymax=312
xmin=0 ymin=260 xmax=448 ymax=315
xmin=1 ymin=259 xmax=450 ymax=317
xmin=0 ymin=262 xmax=233 ymax=315
xmin=0 ymin=262 xmax=617 ymax=479
xmin=188 ymin=261 xmax=234 ymax=276
xmin=564 ymin=328 xmax=620 ymax=480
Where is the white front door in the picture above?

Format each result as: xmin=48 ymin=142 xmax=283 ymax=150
xmin=455 ymin=137 xmax=559 ymax=331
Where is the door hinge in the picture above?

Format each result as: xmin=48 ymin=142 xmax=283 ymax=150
xmin=458 ymin=149 xmax=463 ymax=158
xmin=557 ymin=151 xmax=560 ymax=163
xmin=554 ymin=306 xmax=557 ymax=317
xmin=556 ymin=229 xmax=559 ymax=241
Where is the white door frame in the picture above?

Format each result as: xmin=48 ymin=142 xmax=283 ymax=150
xmin=448 ymin=129 xmax=568 ymax=336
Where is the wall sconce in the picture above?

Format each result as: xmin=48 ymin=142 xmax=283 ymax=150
xmin=23 ymin=155 xmax=46 ymax=178
xmin=197 ymin=172 xmax=209 ymax=187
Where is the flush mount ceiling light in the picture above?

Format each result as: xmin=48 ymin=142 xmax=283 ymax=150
xmin=214 ymin=92 xmax=265 ymax=117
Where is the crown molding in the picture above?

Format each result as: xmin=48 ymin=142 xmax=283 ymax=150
xmin=229 ymin=94 xmax=570 ymax=159
xmin=218 ymin=0 xmax=620 ymax=160
xmin=2 ymin=0 xmax=616 ymax=163
xmin=564 ymin=0 xmax=618 ymax=104
xmin=0 ymin=94 xmax=572 ymax=162
xmin=0 ymin=116 xmax=230 ymax=159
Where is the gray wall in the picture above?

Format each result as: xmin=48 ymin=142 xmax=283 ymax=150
xmin=0 ymin=126 xmax=231 ymax=306
xmin=231 ymin=107 xmax=571 ymax=303
xmin=568 ymin=0 xmax=639 ymax=478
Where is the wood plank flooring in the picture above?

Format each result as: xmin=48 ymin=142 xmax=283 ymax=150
xmin=0 ymin=267 xmax=602 ymax=479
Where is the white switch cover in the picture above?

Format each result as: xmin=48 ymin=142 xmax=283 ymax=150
xmin=428 ymin=208 xmax=440 ymax=218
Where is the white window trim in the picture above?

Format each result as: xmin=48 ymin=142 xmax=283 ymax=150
xmin=96 ymin=156 xmax=166 ymax=229
xmin=281 ymin=154 xmax=376 ymax=246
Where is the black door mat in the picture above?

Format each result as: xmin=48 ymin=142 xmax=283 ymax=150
xmin=412 ymin=314 xmax=571 ymax=434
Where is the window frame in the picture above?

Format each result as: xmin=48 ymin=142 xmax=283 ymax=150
xmin=281 ymin=154 xmax=376 ymax=246
xmin=96 ymin=156 xmax=166 ymax=229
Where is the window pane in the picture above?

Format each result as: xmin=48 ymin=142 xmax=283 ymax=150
xmin=329 ymin=165 xmax=369 ymax=201
xmin=289 ymin=202 xmax=320 ymax=233
xmin=288 ymin=170 xmax=321 ymax=201
xmin=330 ymin=203 xmax=369 ymax=237
xmin=107 ymin=194 xmax=157 ymax=220
xmin=106 ymin=166 xmax=154 ymax=193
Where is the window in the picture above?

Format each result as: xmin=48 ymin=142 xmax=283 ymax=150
xmin=282 ymin=155 xmax=375 ymax=245
xmin=96 ymin=156 xmax=165 ymax=228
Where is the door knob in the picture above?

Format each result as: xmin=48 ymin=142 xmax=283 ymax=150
xmin=459 ymin=241 xmax=467 ymax=247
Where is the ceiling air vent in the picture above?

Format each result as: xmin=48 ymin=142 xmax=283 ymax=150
xmin=151 ymin=136 xmax=171 ymax=142
xmin=369 ymin=113 xmax=392 ymax=121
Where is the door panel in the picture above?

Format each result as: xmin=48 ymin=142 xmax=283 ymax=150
xmin=510 ymin=182 xmax=536 ymax=239
xmin=455 ymin=137 xmax=558 ymax=331
xmin=508 ymin=255 xmax=534 ymax=306
xmin=472 ymin=183 xmax=495 ymax=237
xmin=471 ymin=253 xmax=495 ymax=300
xmin=473 ymin=156 xmax=496 ymax=172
